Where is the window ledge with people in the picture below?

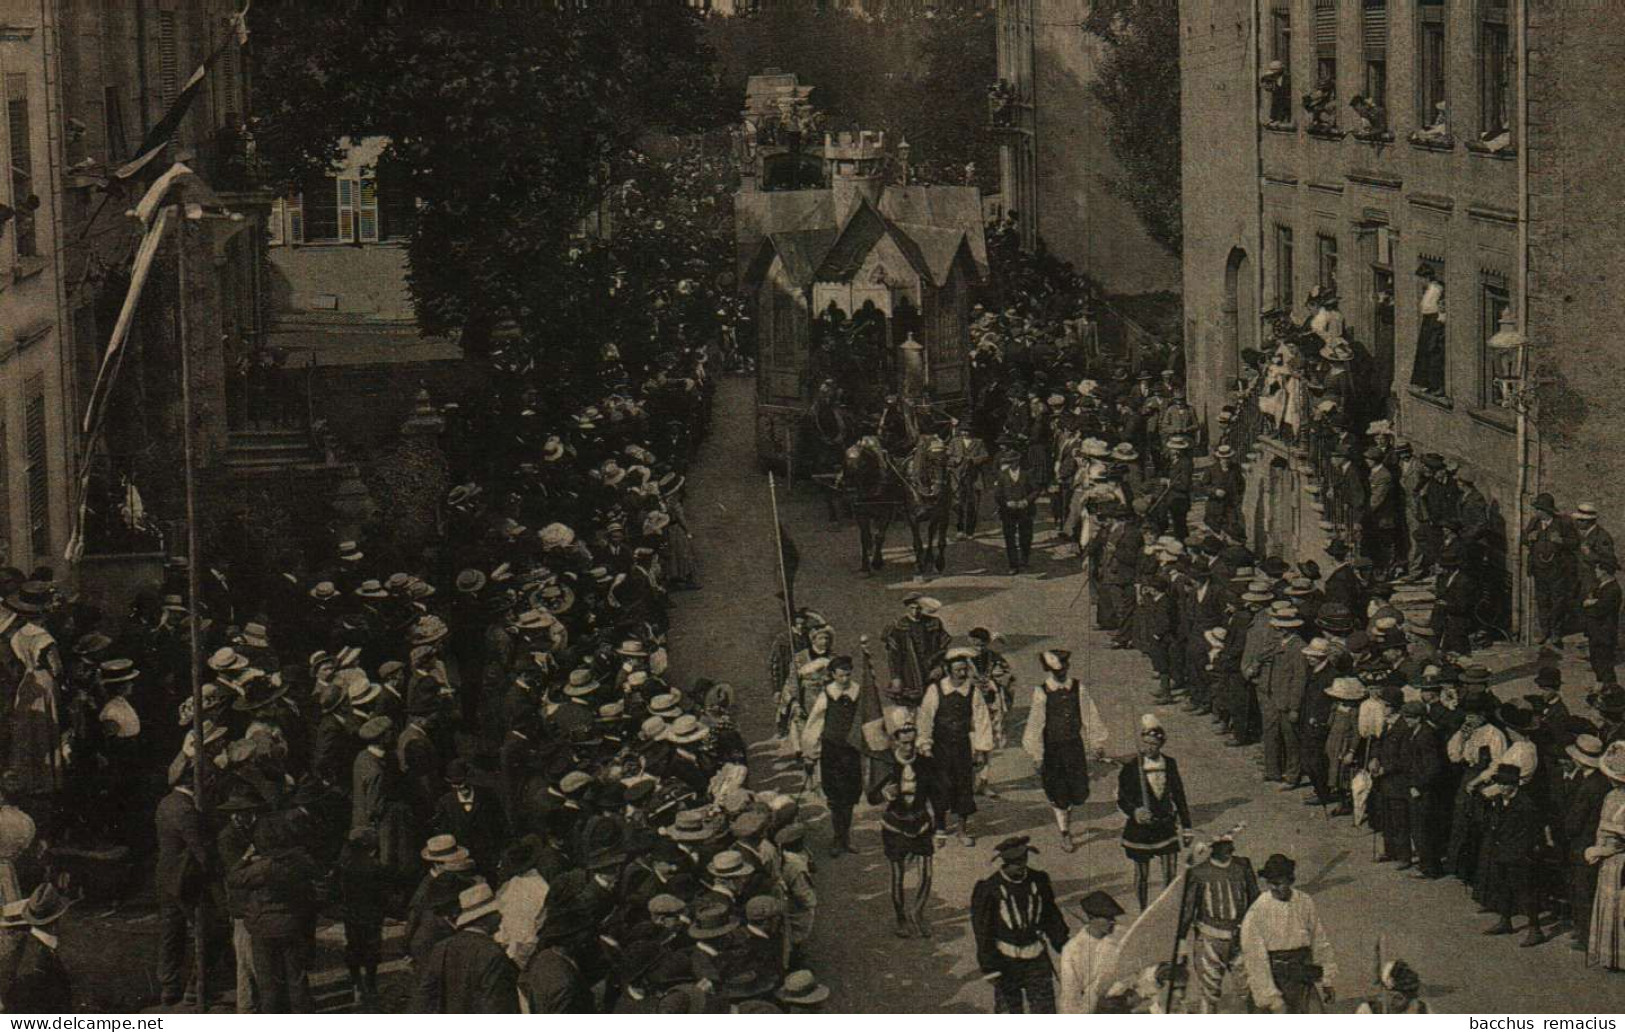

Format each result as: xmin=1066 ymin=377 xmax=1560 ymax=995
xmin=1406 ymin=384 xmax=1454 ymax=411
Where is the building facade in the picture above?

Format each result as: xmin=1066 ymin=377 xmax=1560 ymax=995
xmin=0 ymin=0 xmax=267 ymax=592
xmin=1182 ymin=0 xmax=1624 ymax=635
xmin=994 ymin=0 xmax=1182 ymax=295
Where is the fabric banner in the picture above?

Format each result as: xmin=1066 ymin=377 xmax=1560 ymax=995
xmin=113 ymin=1 xmax=251 ymax=180
xmin=80 ymin=204 xmax=175 ymax=435
xmin=1101 ymin=867 xmax=1187 ymax=1000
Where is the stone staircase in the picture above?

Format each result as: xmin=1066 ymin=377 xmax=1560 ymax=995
xmin=224 ymin=427 xmax=325 ymax=471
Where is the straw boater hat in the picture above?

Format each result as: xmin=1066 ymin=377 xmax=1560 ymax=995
xmin=1567 ymin=734 xmax=1605 ymax=769
xmin=776 ymin=970 xmax=831 ymax=1007
xmin=564 ymin=669 xmax=600 ymax=698
xmin=1575 ymin=503 xmax=1601 ymax=522
xmin=667 ymin=715 xmax=708 ymax=745
xmin=1270 ymin=607 xmax=1304 ymax=629
xmin=1112 ymin=442 xmax=1139 ymax=461
xmin=454 ymin=883 xmax=502 ymax=928
xmin=1301 ymin=637 xmax=1333 ymax=660
xmin=1165 ymin=434 xmax=1192 ymax=451
xmin=1599 ymin=741 xmax=1625 ymax=784
xmin=1325 ymin=676 xmax=1367 ymax=701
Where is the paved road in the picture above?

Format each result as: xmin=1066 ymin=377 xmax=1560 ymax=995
xmin=671 ymin=375 xmax=1624 ymax=1014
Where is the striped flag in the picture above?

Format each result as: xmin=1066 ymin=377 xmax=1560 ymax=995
xmin=114 ymin=1 xmax=252 ymax=181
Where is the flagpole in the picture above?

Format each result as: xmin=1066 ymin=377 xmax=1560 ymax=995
xmin=768 ymin=472 xmax=796 ymax=638
xmin=177 ymin=206 xmax=209 ymax=1009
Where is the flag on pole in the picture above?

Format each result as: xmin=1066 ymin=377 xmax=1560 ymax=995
xmin=113 ymin=1 xmax=252 ymax=180
xmin=1102 ymin=869 xmax=1188 ymax=1000
xmin=80 ymin=202 xmax=177 ymax=436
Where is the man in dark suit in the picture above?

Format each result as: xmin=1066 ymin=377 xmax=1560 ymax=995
xmin=1202 ymin=445 xmax=1247 ymax=541
xmin=993 ymin=449 xmax=1039 ymax=574
xmin=1581 ymin=553 xmax=1622 ymax=684
xmin=1321 ymin=540 xmax=1367 ymax=619
xmin=414 ymin=883 xmax=520 ymax=1012
xmin=2 ymin=885 xmax=73 ymax=1011
xmin=1163 ymin=434 xmax=1195 ymax=540
xmin=970 ymin=836 xmax=1070 ymax=1013
xmin=155 ymin=770 xmax=217 ymax=1005
xmin=1522 ymin=492 xmax=1579 ymax=646
xmin=1483 ymin=763 xmax=1551 ymax=946
xmin=432 ymin=758 xmax=507 ymax=880
xmin=1433 ymin=546 xmax=1474 ymax=656
xmin=1374 ymin=702 xmax=1443 ymax=876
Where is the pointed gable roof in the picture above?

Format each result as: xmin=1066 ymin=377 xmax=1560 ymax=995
xmin=893 ymin=223 xmax=974 ymax=287
xmin=743 ymin=228 xmax=840 ymax=292
xmin=734 ymin=189 xmax=835 ymax=281
xmin=812 ymin=198 xmax=901 ymax=283
xmin=876 ymin=185 xmax=988 ymax=278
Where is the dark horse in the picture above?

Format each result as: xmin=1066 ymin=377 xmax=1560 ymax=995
xmin=897 ymin=439 xmax=953 ymax=578
xmin=837 ymin=437 xmax=907 ymax=574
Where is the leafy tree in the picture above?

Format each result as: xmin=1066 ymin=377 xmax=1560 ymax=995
xmin=1082 ymin=0 xmax=1183 ymax=255
xmin=249 ymin=1 xmax=727 ymax=342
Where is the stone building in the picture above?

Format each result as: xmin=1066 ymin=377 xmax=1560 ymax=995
xmin=993 ymin=0 xmax=1182 ymax=295
xmin=1181 ymin=0 xmax=1624 ymax=636
xmin=0 ymin=0 xmax=270 ymax=596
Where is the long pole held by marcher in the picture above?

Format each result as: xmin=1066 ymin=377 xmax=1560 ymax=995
xmin=177 ymin=206 xmax=209 ymax=1009
xmin=768 ymin=472 xmax=796 ymax=640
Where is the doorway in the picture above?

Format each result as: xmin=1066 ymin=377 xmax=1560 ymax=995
xmin=1223 ymin=247 xmax=1255 ymax=386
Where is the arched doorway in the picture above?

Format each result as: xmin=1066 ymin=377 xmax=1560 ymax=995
xmin=1222 ymin=247 xmax=1255 ymax=386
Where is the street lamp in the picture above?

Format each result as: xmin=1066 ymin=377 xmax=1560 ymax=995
xmin=1487 ymin=312 xmax=1531 ymax=410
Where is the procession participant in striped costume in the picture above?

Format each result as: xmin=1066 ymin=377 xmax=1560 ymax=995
xmin=1177 ymin=832 xmax=1260 ymax=1013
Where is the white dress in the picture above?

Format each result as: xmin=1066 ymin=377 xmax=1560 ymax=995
xmin=1587 ymin=788 xmax=1625 ymax=970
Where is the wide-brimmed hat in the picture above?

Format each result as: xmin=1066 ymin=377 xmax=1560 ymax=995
xmin=667 ymin=714 xmax=707 ymax=744
xmin=1112 ymin=442 xmax=1139 ymax=461
xmin=1567 ymin=734 xmax=1606 ymax=768
xmin=1241 ymin=579 xmax=1275 ymax=603
xmin=1 ymin=884 xmax=70 ymax=928
xmin=410 ymin=615 xmax=449 ymax=646
xmin=1533 ymin=493 xmax=1557 ymax=514
xmin=776 ymin=970 xmax=831 ymax=1006
xmin=1575 ymin=502 xmax=1601 ymax=522
xmin=421 ymin=833 xmax=471 ymax=865
xmin=455 ymin=569 xmax=487 ymax=595
xmin=1325 ymin=676 xmax=1366 ymax=701
xmin=1259 ymin=853 xmax=1296 ymax=882
xmin=1203 ymin=627 xmax=1228 ymax=649
xmin=3 ymin=582 xmax=51 ymax=615
xmin=358 ymin=715 xmax=393 ymax=743
xmin=234 ymin=676 xmax=289 ymax=713
xmin=1600 ymin=741 xmax=1625 ymax=783
xmin=514 ymin=609 xmax=557 ymax=633
xmin=1165 ymin=434 xmax=1192 ymax=451
xmin=1320 ymin=340 xmax=1354 ymax=363
xmin=688 ymin=901 xmax=740 ymax=940
xmin=617 ymin=638 xmax=649 ymax=658
xmin=707 ymin=849 xmax=755 ymax=879
xmin=206 ymin=647 xmax=249 ymax=674
xmin=993 ymin=835 xmax=1037 ymax=863
xmin=1078 ymin=890 xmax=1126 ymax=920
xmin=1302 ymin=637 xmax=1333 ymax=659
xmin=98 ymin=658 xmax=139 ymax=684
xmin=563 ymin=669 xmax=600 ymax=698
xmin=307 ymin=581 xmax=339 ymax=601
xmin=1316 ymin=603 xmax=1355 ymax=633
xmin=1270 ymin=610 xmax=1304 ymax=629
xmin=663 ymin=809 xmax=721 ymax=842
xmin=1213 ymin=444 xmax=1234 ymax=459
xmin=453 ymin=882 xmax=501 ymax=928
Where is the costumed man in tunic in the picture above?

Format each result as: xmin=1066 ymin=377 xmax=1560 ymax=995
xmin=1058 ymin=890 xmax=1124 ymax=1014
xmin=779 ymin=624 xmax=836 ymax=753
xmin=1117 ymin=714 xmax=1192 ymax=910
xmin=970 ymin=835 xmax=1069 ymax=1013
xmin=1178 ymin=832 xmax=1259 ymax=1013
xmin=800 ymin=656 xmax=865 ymax=859
xmin=1240 ymin=852 xmax=1338 ymax=1013
xmin=883 ymin=594 xmax=949 ymax=722
xmin=1021 ymin=649 xmax=1108 ymax=853
xmin=918 ymin=649 xmax=994 ymax=848
xmin=867 ymin=723 xmax=936 ymax=939
xmin=967 ymin=628 xmax=1013 ymax=798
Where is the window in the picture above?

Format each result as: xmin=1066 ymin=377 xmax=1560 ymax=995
xmin=104 ymin=86 xmax=128 ymax=162
xmin=1479 ymin=0 xmax=1511 ymax=135
xmin=158 ymin=11 xmax=180 ymax=106
xmin=1314 ymin=0 xmax=1338 ymax=91
xmin=1417 ymin=0 xmax=1447 ymax=127
xmin=1275 ymin=225 xmax=1295 ymax=308
xmin=24 ymin=380 xmax=49 ymax=559
xmin=1317 ymin=233 xmax=1339 ymax=294
xmin=379 ymin=163 xmax=418 ymax=242
xmin=301 ymin=175 xmax=338 ymax=241
xmin=1481 ymin=279 xmax=1512 ymax=407
xmin=1362 ymin=0 xmax=1388 ymax=109
xmin=5 ymin=73 xmax=38 ymax=258
xmin=1271 ymin=4 xmax=1292 ymax=65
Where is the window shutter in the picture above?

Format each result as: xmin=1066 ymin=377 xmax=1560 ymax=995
xmin=1315 ymin=0 xmax=1337 ymax=53
xmin=158 ymin=12 xmax=179 ymax=105
xmin=1362 ymin=0 xmax=1387 ymax=54
xmin=268 ymin=197 xmax=285 ymax=246
xmin=24 ymin=380 xmax=49 ymax=558
xmin=337 ymin=178 xmax=355 ymax=243
xmin=5 ymin=73 xmax=37 ymax=259
xmin=358 ymin=177 xmax=380 ymax=243
xmin=219 ymin=42 xmax=241 ymax=122
xmin=288 ymin=194 xmax=304 ymax=244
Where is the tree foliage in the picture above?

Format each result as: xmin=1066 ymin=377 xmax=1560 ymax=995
xmin=249 ymin=1 xmax=728 ymax=340
xmin=1082 ymin=0 xmax=1183 ymax=255
xmin=706 ymin=6 xmax=997 ymax=189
